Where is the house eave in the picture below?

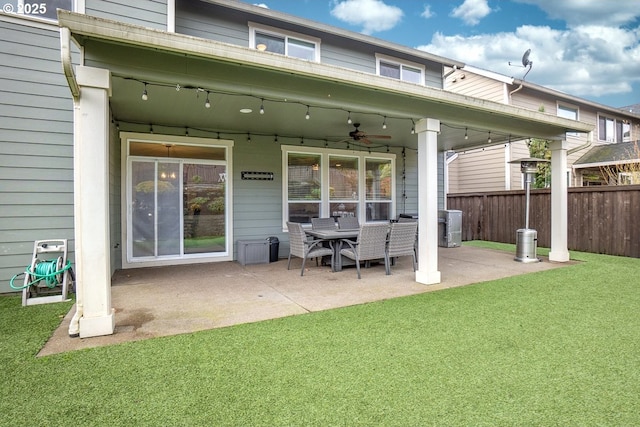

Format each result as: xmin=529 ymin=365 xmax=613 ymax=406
xmin=57 ymin=10 xmax=594 ymax=142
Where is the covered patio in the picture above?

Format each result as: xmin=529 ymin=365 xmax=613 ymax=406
xmin=58 ymin=11 xmax=592 ymax=339
xmin=40 ymin=245 xmax=570 ymax=355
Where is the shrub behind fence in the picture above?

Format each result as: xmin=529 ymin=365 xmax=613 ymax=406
xmin=447 ymin=185 xmax=640 ymax=258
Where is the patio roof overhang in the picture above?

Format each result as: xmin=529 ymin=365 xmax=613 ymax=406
xmin=58 ymin=11 xmax=594 ymax=152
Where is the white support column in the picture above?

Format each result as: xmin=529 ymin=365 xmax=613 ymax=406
xmin=549 ymin=139 xmax=570 ymax=262
xmin=415 ymin=118 xmax=441 ymax=285
xmin=72 ymin=66 xmax=115 ymax=338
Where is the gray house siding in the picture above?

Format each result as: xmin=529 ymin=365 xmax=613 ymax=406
xmin=86 ymin=0 xmax=167 ymax=30
xmin=174 ymin=1 xmax=442 ymax=87
xmin=0 ymin=19 xmax=76 ymax=292
xmin=232 ymin=134 xmax=287 ymax=258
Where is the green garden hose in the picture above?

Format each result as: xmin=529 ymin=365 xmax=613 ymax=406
xmin=9 ymin=257 xmax=73 ymax=290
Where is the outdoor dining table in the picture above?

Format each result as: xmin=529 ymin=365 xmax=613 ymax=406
xmin=305 ymin=228 xmax=360 ymax=272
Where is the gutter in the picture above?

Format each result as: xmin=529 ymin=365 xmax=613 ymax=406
xmin=60 ymin=27 xmax=79 ymax=100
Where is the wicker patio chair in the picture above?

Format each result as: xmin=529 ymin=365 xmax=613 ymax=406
xmin=286 ymin=222 xmax=334 ymax=276
xmin=339 ymin=222 xmax=389 ymax=279
xmin=385 ymin=221 xmax=418 ymax=275
xmin=337 ymin=216 xmax=360 ymax=230
xmin=311 ymin=217 xmax=337 ymax=230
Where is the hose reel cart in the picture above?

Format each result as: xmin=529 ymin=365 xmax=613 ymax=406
xmin=13 ymin=239 xmax=75 ymax=306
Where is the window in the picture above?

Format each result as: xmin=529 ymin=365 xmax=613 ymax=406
xmin=619 ymin=172 xmax=640 ymax=185
xmin=250 ymin=22 xmax=320 ymax=61
xmin=557 ymin=104 xmax=579 ymax=137
xmin=329 ymin=155 xmax=359 ymax=218
xmin=376 ymin=54 xmax=425 ymax=85
xmin=2 ymin=0 xmax=73 ymax=21
xmin=365 ymin=158 xmax=393 ymax=221
xmin=283 ymin=146 xmax=395 ymax=226
xmin=598 ymin=114 xmax=631 ymax=143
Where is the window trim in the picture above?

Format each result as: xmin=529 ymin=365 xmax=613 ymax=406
xmin=375 ymin=53 xmax=425 ymax=85
xmin=597 ymin=113 xmax=631 ymax=143
xmin=281 ymin=145 xmax=395 ymax=229
xmin=249 ymin=21 xmax=321 ymax=62
xmin=557 ymin=103 xmax=579 ymax=138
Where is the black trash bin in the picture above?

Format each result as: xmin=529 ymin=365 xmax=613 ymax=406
xmin=266 ymin=236 xmax=279 ymax=262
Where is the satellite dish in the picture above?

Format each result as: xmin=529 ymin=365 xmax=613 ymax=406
xmin=508 ymin=48 xmax=533 ymax=80
xmin=522 ymin=49 xmax=532 ymax=68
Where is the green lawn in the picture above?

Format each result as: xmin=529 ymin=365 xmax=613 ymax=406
xmin=1 ymin=243 xmax=638 ymax=426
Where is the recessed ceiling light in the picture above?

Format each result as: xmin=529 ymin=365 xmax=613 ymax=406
xmin=240 ymin=108 xmax=252 ymax=114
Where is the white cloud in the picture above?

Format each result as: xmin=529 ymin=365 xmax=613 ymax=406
xmin=330 ymin=0 xmax=403 ymax=35
xmin=416 ymin=22 xmax=640 ymax=105
xmin=253 ymin=3 xmax=269 ymax=8
xmin=513 ymin=0 xmax=640 ymax=27
xmin=450 ymin=0 xmax=492 ymax=26
xmin=421 ymin=5 xmax=434 ymax=19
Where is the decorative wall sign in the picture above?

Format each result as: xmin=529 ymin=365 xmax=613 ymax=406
xmin=241 ymin=171 xmax=274 ymax=180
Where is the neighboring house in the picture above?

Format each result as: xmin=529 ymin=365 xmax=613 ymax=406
xmin=0 ymin=0 xmax=591 ymax=337
xmin=444 ymin=65 xmax=640 ymax=193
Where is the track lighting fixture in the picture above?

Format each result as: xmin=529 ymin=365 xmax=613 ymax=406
xmin=247 ymin=133 xmax=251 ymax=143
xmin=260 ymin=99 xmax=265 ymax=115
xmin=347 ymin=111 xmax=352 ymax=124
xmin=464 ymin=127 xmax=468 ymax=140
xmin=410 ymin=120 xmax=415 ymax=134
xmin=382 ymin=116 xmax=387 ymax=130
xmin=141 ymin=83 xmax=148 ymax=101
xmin=305 ymin=106 xmax=310 ymax=120
xmin=487 ymin=131 xmax=492 ymax=143
xmin=205 ymin=91 xmax=211 ymax=109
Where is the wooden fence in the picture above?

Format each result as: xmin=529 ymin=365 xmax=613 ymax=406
xmin=447 ymin=185 xmax=640 ymax=258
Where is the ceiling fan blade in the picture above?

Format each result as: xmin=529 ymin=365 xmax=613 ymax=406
xmin=364 ymin=134 xmax=392 ymax=139
xmin=361 ymin=138 xmax=373 ymax=145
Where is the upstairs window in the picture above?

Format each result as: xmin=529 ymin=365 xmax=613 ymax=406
xmin=1 ymin=0 xmax=73 ymax=21
xmin=557 ymin=103 xmax=579 ymax=137
xmin=598 ymin=115 xmax=631 ymax=143
xmin=250 ymin=22 xmax=320 ymax=62
xmin=376 ymin=54 xmax=424 ymax=85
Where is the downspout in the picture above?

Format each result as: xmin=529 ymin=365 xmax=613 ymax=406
xmin=568 ymin=131 xmax=593 ymax=155
xmin=509 ymin=83 xmax=523 ymax=97
xmin=61 ymin=26 xmax=82 ymax=337
xmin=60 ymin=27 xmax=79 ymax=101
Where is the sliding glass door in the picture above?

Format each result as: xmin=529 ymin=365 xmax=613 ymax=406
xmin=124 ymin=134 xmax=232 ymax=266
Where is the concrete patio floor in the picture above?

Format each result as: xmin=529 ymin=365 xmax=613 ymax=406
xmin=40 ymin=246 xmax=569 ymax=356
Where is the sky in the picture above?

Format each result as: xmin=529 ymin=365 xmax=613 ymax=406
xmin=245 ymin=0 xmax=640 ymax=109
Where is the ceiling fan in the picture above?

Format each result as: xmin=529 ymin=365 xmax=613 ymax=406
xmin=340 ymin=123 xmax=391 ymax=145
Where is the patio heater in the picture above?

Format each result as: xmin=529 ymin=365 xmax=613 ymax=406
xmin=509 ymin=158 xmax=549 ymax=263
